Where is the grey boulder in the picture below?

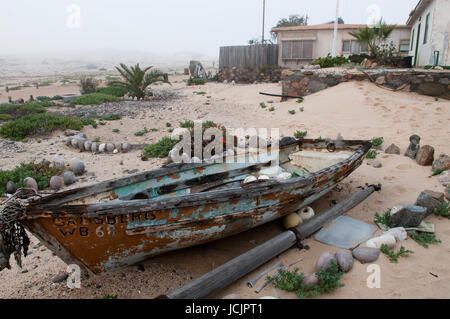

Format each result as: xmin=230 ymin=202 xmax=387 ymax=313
xmin=6 ymin=181 xmax=16 ymax=194
xmin=63 ymin=172 xmax=76 ymax=186
xmin=389 ymin=205 xmax=427 ymax=228
xmin=315 ymin=252 xmax=337 ymax=272
xmin=335 ymin=250 xmax=354 ymax=272
xmin=385 ymin=144 xmax=400 ymax=155
xmin=415 ymin=190 xmax=445 ymax=217
xmin=352 ymin=247 xmax=380 ymax=263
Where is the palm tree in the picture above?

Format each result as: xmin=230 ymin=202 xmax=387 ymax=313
xmin=349 ymin=19 xmax=395 ymax=57
xmin=109 ymin=63 xmax=168 ymax=100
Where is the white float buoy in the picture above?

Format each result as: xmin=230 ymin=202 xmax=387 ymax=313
xmin=366 ymin=234 xmax=396 ymax=249
xmin=298 ymin=206 xmax=315 ymax=221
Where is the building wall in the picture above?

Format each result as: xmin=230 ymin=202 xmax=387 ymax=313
xmin=408 ymin=0 xmax=450 ymax=66
xmin=277 ymin=27 xmax=411 ymax=68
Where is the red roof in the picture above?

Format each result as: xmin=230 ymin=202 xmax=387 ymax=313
xmin=271 ymin=23 xmax=410 ymax=33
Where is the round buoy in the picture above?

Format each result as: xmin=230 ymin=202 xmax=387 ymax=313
xmin=298 ymin=206 xmax=315 ymax=221
xmin=283 ymin=213 xmax=303 ymax=229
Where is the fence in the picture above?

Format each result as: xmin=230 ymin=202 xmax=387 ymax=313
xmin=219 ymin=45 xmax=279 ymax=71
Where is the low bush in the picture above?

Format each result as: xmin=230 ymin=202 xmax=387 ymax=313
xmin=312 ymin=54 xmax=349 ymax=68
xmin=70 ymin=93 xmax=120 ymax=105
xmin=79 ymin=77 xmax=99 ymax=94
xmin=0 ymin=103 xmax=47 ymax=120
xmin=96 ymin=86 xmax=128 ymax=97
xmin=187 ymin=77 xmax=206 ymax=86
xmin=142 ymin=137 xmax=178 ymax=158
xmin=0 ymin=114 xmax=83 ymax=140
xmin=0 ymin=162 xmax=64 ymax=195
xmin=348 ymin=53 xmax=371 ymax=64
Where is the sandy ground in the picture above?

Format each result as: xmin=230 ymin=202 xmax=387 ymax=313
xmin=0 ymin=75 xmax=449 ymax=299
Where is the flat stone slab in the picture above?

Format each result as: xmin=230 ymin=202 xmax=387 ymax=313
xmin=314 ymin=216 xmax=378 ymax=249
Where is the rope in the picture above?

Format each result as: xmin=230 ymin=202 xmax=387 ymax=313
xmin=0 ymin=199 xmax=30 ymax=271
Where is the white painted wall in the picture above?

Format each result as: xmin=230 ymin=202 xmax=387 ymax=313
xmin=408 ymin=0 xmax=450 ymax=66
xmin=277 ymin=27 xmax=411 ymax=68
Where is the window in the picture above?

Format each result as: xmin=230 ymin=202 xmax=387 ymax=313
xmin=424 ymin=13 xmax=430 ymax=44
xmin=410 ymin=29 xmax=415 ymax=50
xmin=342 ymin=40 xmax=368 ymax=54
xmin=399 ymin=39 xmax=410 ymax=52
xmin=281 ymin=40 xmax=314 ymax=59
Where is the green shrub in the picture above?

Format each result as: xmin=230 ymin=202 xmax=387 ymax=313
xmin=269 ymin=107 xmax=275 ymax=112
xmin=312 ymin=54 xmax=349 ymax=68
xmin=0 ymin=114 xmax=83 ymax=140
xmin=36 ymin=96 xmax=52 ymax=102
xmin=0 ymin=103 xmax=47 ymax=120
xmin=135 ymin=127 xmax=150 ymax=136
xmin=0 ymin=114 xmax=12 ymax=121
xmin=96 ymin=86 xmax=128 ymax=97
xmin=79 ymin=77 xmax=99 ymax=94
xmin=288 ymin=110 xmax=296 ymax=115
xmin=410 ymin=232 xmax=441 ymax=248
xmin=348 ymin=53 xmax=371 ymax=64
xmin=70 ymin=93 xmax=120 ymax=105
xmin=294 ymin=131 xmax=308 ymax=139
xmin=187 ymin=77 xmax=206 ymax=85
xmin=0 ymin=162 xmax=64 ymax=195
xmin=142 ymin=137 xmax=178 ymax=158
xmin=380 ymin=244 xmax=413 ymax=263
xmin=52 ymin=95 xmax=63 ymax=100
xmin=101 ymin=114 xmax=122 ymax=121
xmin=80 ymin=118 xmax=98 ymax=128
xmin=434 ymin=202 xmax=449 ymax=219
xmin=366 ymin=150 xmax=377 ymax=159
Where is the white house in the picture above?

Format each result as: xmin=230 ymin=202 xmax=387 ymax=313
xmin=271 ymin=24 xmax=411 ymax=68
xmin=407 ymin=0 xmax=450 ymax=66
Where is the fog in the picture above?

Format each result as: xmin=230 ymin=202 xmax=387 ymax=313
xmin=0 ymin=0 xmax=418 ymax=74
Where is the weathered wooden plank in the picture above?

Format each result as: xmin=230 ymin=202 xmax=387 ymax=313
xmin=219 ymin=44 xmax=279 ymax=70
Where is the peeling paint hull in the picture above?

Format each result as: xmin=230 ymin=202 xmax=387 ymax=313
xmin=21 ymin=139 xmax=371 ymax=275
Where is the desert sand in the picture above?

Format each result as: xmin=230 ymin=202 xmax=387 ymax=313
xmin=0 ymin=74 xmax=449 ymax=299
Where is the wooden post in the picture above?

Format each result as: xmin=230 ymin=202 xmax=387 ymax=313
xmin=166 ymin=185 xmax=379 ymax=299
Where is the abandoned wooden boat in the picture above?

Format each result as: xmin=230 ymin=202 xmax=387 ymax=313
xmin=4 ymin=138 xmax=371 ymax=275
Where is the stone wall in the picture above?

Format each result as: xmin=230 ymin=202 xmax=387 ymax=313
xmin=282 ymin=69 xmax=450 ymax=99
xmin=218 ymin=67 xmax=282 ymax=84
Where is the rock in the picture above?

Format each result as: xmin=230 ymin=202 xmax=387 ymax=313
xmin=389 ymin=205 xmax=427 ymax=228
xmin=77 ymin=139 xmax=86 ymax=152
xmin=69 ymin=158 xmax=81 ymax=171
xmin=71 ymin=138 xmax=79 ymax=148
xmin=404 ymin=134 xmax=421 ymax=159
xmin=222 ymin=293 xmax=243 ymax=299
xmin=432 ymin=154 xmax=450 ymax=171
xmin=76 ymin=133 xmax=87 ymax=139
xmin=84 ymin=141 xmax=92 ymax=152
xmin=368 ymin=160 xmax=382 ymax=168
xmin=24 ymin=177 xmax=38 ymax=191
xmin=439 ymin=170 xmax=450 ymax=186
xmin=418 ymin=82 xmax=446 ymax=96
xmin=445 ymin=187 xmax=450 ymax=201
xmin=335 ymin=250 xmax=354 ymax=272
xmin=91 ymin=142 xmax=99 ymax=153
xmin=352 ymin=247 xmax=380 ymax=263
xmin=106 ymin=143 xmax=115 ymax=153
xmin=73 ymin=162 xmax=85 ymax=176
xmin=99 ymin=143 xmax=107 ymax=153
xmin=122 ymin=142 xmax=131 ymax=153
xmin=416 ymin=145 xmax=434 ymax=166
xmin=137 ymin=264 xmax=145 ymax=272
xmin=6 ymin=181 xmax=16 ymax=194
xmin=283 ymin=213 xmax=302 ymax=229
xmin=63 ymin=172 xmax=76 ymax=186
xmin=315 ymin=252 xmax=337 ymax=272
xmin=64 ymin=129 xmax=79 ymax=137
xmin=52 ymin=273 xmax=69 ymax=283
xmin=53 ymin=155 xmax=65 ymax=169
xmin=279 ymin=136 xmax=297 ymax=147
xmin=114 ymin=142 xmax=122 ymax=152
xmin=65 ymin=138 xmax=73 ymax=146
xmin=49 ymin=176 xmax=63 ymax=191
xmin=385 ymin=144 xmax=400 ymax=155
xmin=301 ymin=274 xmax=319 ymax=288
xmin=415 ymin=190 xmax=445 ymax=217
xmin=40 ymin=159 xmax=51 ymax=167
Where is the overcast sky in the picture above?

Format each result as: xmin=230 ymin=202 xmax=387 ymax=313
xmin=0 ymin=0 xmax=418 ymax=58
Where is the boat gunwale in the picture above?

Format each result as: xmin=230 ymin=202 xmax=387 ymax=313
xmin=25 ymin=139 xmax=371 ymax=217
